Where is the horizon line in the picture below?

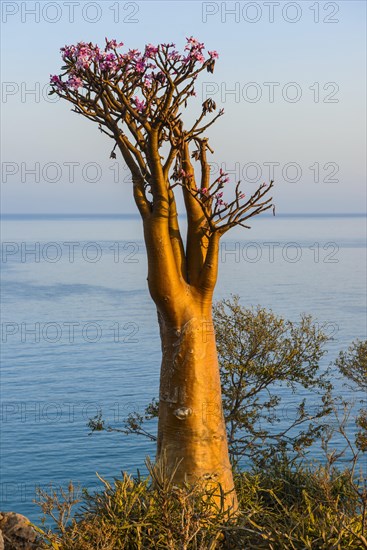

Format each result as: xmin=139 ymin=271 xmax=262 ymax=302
xmin=1 ymin=212 xmax=366 ymax=219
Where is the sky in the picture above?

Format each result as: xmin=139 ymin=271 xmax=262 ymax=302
xmin=1 ymin=0 xmax=366 ymax=214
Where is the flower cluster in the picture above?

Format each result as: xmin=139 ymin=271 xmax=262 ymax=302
xmin=50 ymin=37 xmax=219 ymax=115
xmin=213 ymin=170 xmax=231 ymax=206
xmin=208 ymin=50 xmax=219 ymax=59
xmin=49 ymin=73 xmax=82 ymax=91
xmin=184 ymin=36 xmax=206 ymax=64
xmin=67 ymin=75 xmax=83 ymax=91
xmin=144 ymin=43 xmax=159 ymax=58
xmin=219 ymin=168 xmax=230 ymax=183
xmin=59 ymin=41 xmax=123 ymax=79
xmin=50 ymin=74 xmax=64 ymax=91
xmin=105 ymin=38 xmax=124 ymax=51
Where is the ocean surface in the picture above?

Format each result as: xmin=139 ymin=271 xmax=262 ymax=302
xmin=1 ymin=213 xmax=366 ymax=521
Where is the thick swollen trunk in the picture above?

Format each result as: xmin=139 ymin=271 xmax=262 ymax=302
xmin=156 ymin=306 xmax=238 ymax=511
xmin=142 ymin=214 xmax=237 ymax=510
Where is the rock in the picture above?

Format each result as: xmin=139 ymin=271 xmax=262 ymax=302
xmin=0 ymin=512 xmax=40 ymax=549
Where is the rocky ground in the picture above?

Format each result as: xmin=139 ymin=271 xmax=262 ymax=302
xmin=0 ymin=513 xmax=40 ymax=550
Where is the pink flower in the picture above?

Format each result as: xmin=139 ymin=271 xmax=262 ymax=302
xmin=60 ymin=45 xmax=76 ymax=60
xmin=105 ymin=38 xmax=124 ymax=51
xmin=208 ymin=50 xmax=219 ymax=59
xmin=215 ymin=192 xmax=223 ymax=199
xmin=200 ymin=187 xmax=208 ymax=194
xmin=132 ymin=96 xmax=146 ymax=113
xmin=185 ymin=37 xmax=204 ymax=50
xmin=143 ymin=75 xmax=153 ymax=88
xmin=167 ymin=50 xmax=182 ymax=62
xmin=66 ymin=75 xmax=83 ymax=90
xmin=183 ymin=53 xmax=204 ymax=65
xmin=184 ymin=36 xmax=206 ymax=65
xmin=99 ymin=52 xmax=119 ymax=72
xmin=127 ymin=49 xmax=141 ymax=60
xmin=239 ymin=193 xmax=245 ymax=199
xmin=135 ymin=58 xmax=146 ymax=73
xmin=145 ymin=44 xmax=159 ymax=58
xmin=191 ymin=51 xmax=206 ymax=63
xmin=74 ymin=43 xmax=94 ymax=69
xmin=50 ymin=74 xmax=64 ymax=90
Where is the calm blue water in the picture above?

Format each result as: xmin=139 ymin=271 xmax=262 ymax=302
xmin=1 ymin=214 xmax=366 ymax=521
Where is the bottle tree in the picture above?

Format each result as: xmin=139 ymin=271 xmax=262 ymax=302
xmin=51 ymin=37 xmax=274 ymax=511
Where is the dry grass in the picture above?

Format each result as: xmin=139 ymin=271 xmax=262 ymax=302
xmin=34 ymin=453 xmax=366 ymax=550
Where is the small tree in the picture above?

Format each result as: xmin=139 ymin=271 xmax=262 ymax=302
xmin=335 ymin=340 xmax=367 ymax=453
xmin=213 ymin=297 xmax=333 ymax=465
xmin=51 ymin=37 xmax=274 ymax=510
xmin=335 ymin=340 xmax=367 ymax=394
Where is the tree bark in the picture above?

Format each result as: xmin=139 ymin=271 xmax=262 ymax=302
xmin=156 ymin=300 xmax=238 ymax=512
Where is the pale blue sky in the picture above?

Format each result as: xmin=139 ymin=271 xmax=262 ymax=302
xmin=1 ymin=0 xmax=366 ymax=213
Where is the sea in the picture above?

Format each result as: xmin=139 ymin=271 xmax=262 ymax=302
xmin=0 ymin=213 xmax=366 ymax=521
